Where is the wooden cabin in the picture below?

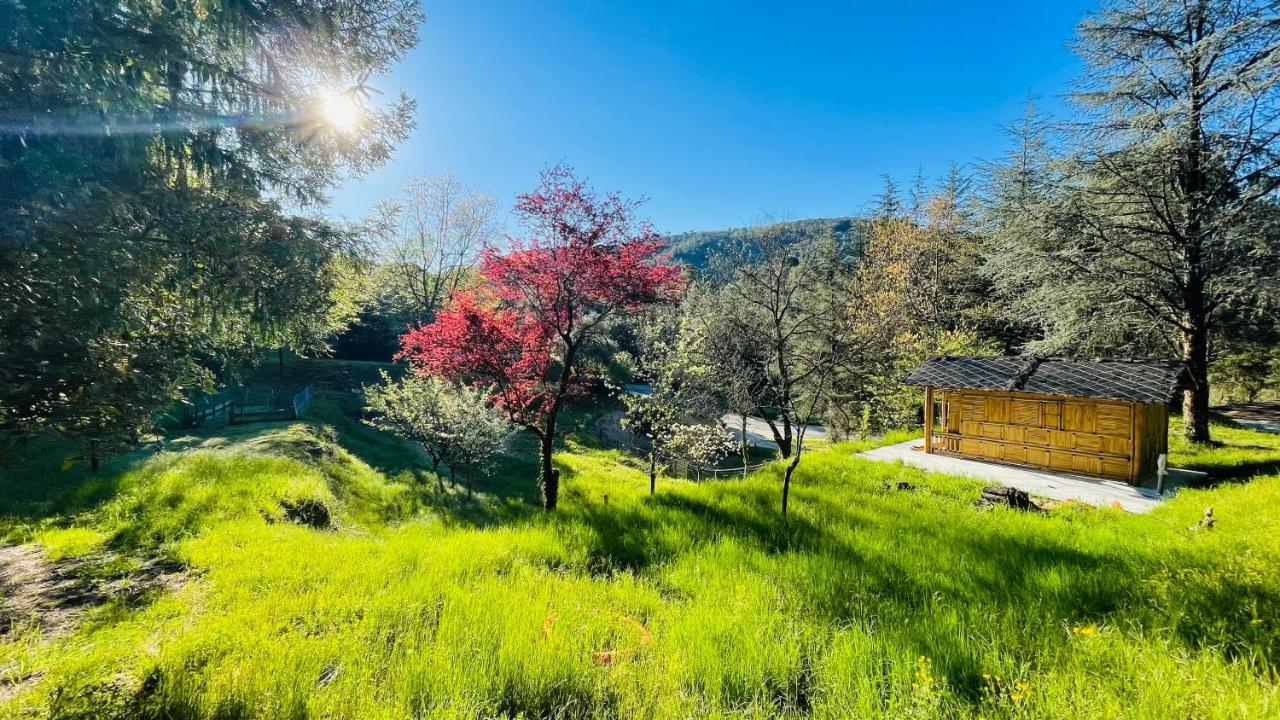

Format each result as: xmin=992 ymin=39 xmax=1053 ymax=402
xmin=904 ymin=357 xmax=1186 ymax=485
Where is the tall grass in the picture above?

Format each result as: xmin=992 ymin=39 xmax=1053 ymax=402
xmin=1 ymin=402 xmax=1277 ymax=719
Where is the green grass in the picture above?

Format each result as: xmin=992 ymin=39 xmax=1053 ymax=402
xmin=1 ymin=403 xmax=1278 ymax=719
xmin=1170 ymin=418 xmax=1280 ymax=482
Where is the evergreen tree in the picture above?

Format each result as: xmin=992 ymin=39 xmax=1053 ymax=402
xmin=0 ymin=1 xmax=420 ymax=454
xmin=985 ymin=0 xmax=1280 ymax=442
xmin=874 ymin=174 xmax=904 ymax=219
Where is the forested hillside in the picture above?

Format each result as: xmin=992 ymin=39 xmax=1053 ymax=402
xmin=665 ymin=217 xmax=869 ymax=268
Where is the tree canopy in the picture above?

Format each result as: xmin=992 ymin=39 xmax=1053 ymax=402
xmin=0 ymin=0 xmax=421 ymax=452
xmin=985 ymin=0 xmax=1280 ymax=441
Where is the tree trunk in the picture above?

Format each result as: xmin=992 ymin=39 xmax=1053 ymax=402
xmin=429 ymin=456 xmax=444 ymax=492
xmin=1179 ymin=51 xmax=1211 ymax=445
xmin=1181 ymin=323 xmax=1212 ymax=443
xmin=648 ymin=453 xmax=657 ymax=495
xmin=781 ymin=451 xmax=801 ymax=517
xmin=449 ymin=465 xmax=457 ymax=487
xmin=539 ymin=432 xmax=559 ymax=511
xmin=89 ymin=440 xmax=99 ymax=473
xmin=761 ymin=411 xmax=793 ymax=458
xmin=538 ymin=341 xmax=580 ymax=511
xmin=740 ymin=412 xmax=749 ymax=474
xmin=771 ymin=418 xmax=793 ymax=458
xmin=277 ymin=347 xmax=285 ymax=378
xmin=778 ymin=414 xmax=793 ymax=458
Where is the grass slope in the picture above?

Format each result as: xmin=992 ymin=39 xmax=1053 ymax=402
xmin=1 ymin=397 xmax=1277 ymax=719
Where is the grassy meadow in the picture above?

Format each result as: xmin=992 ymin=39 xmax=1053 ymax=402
xmin=1 ymin=385 xmax=1278 ymax=719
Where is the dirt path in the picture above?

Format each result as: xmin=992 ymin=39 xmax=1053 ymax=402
xmin=0 ymin=544 xmax=94 ymax=638
xmin=0 ymin=544 xmax=185 ymax=639
xmin=0 ymin=543 xmax=187 ymax=700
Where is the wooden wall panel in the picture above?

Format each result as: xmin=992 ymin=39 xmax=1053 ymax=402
xmin=1043 ymin=403 xmax=1061 ymax=429
xmin=985 ymin=398 xmax=1012 ymax=424
xmin=962 ymin=397 xmax=985 ymax=422
xmin=1071 ymin=454 xmax=1102 ymax=475
xmin=1102 ymin=458 xmax=1130 ymax=477
xmin=1097 ymin=405 xmax=1132 ymax=436
xmin=1102 ymin=436 xmax=1129 ymax=456
xmin=1062 ymin=403 xmax=1097 ymax=433
xmin=1011 ymin=400 xmax=1041 ymax=426
xmin=1073 ymin=433 xmax=1104 ymax=454
xmin=1048 ymin=452 xmax=1074 ymax=472
xmin=1027 ymin=447 xmax=1050 ymax=466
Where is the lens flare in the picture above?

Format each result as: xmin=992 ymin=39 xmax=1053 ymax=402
xmin=320 ymin=91 xmax=362 ymax=132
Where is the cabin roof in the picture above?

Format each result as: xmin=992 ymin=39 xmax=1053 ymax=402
xmin=903 ymin=356 xmax=1187 ymax=404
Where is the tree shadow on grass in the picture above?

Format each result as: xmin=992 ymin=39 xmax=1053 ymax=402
xmin=308 ymin=393 xmax=546 ymax=527
xmin=1183 ymin=459 xmax=1280 ymax=485
xmin=552 ymin=483 xmax=847 ymax=577
xmin=305 ymin=393 xmax=425 ymax=477
xmin=575 ymin=478 xmax=1170 ymax=705
xmin=0 ymin=437 xmax=151 ymax=530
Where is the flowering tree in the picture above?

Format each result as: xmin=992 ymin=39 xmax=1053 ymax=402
xmin=666 ymin=423 xmax=738 ymax=480
xmin=398 ymin=167 xmax=684 ymax=510
xmin=620 ymin=391 xmax=681 ymax=496
xmin=363 ymin=370 xmax=513 ymax=496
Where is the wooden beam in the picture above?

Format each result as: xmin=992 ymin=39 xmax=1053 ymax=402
xmin=924 ymin=386 xmax=934 ymax=453
xmin=1129 ymin=401 xmax=1142 ymax=485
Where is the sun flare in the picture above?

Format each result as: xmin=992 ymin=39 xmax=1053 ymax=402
xmin=320 ymin=90 xmax=362 ymax=132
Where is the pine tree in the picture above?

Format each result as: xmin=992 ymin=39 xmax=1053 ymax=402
xmin=985 ymin=0 xmax=1280 ymax=442
xmin=874 ymin=174 xmax=904 ymax=219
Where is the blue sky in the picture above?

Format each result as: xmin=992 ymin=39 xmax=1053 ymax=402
xmin=330 ymin=1 xmax=1098 ymax=234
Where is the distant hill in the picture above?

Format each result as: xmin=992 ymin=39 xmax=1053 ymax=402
xmin=664 ymin=216 xmax=870 ymax=268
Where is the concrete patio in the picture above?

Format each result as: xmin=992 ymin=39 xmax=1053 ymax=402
xmin=857 ymin=439 xmax=1203 ymax=513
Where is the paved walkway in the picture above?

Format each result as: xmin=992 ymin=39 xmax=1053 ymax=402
xmin=857 ymin=440 xmax=1200 ymax=513
xmin=723 ymin=413 xmax=828 ymax=451
xmin=627 ymin=384 xmax=828 ymax=452
xmin=1215 ymin=402 xmax=1280 ymax=434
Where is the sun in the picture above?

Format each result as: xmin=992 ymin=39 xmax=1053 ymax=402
xmin=319 ymin=90 xmax=362 ymax=132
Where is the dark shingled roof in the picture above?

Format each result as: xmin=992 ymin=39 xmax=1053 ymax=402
xmin=903 ymin=356 xmax=1187 ymax=404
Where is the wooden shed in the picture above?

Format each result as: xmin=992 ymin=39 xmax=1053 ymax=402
xmin=903 ymin=356 xmax=1186 ymax=485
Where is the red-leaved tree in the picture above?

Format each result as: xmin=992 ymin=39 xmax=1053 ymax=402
xmin=398 ymin=166 xmax=684 ymax=510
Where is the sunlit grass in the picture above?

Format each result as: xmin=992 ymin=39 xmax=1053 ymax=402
xmin=1 ymin=401 xmax=1277 ymax=718
xmin=1170 ymin=417 xmax=1280 ymax=480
